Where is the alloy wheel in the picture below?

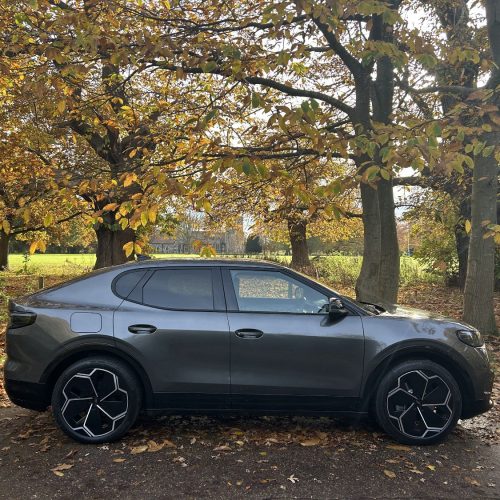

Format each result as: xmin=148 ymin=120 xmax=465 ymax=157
xmin=386 ymin=370 xmax=453 ymax=439
xmin=61 ymin=368 xmax=129 ymax=438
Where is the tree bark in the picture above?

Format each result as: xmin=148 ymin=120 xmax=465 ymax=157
xmin=94 ymin=223 xmax=136 ymax=269
xmin=377 ymin=178 xmax=400 ymax=304
xmin=356 ymin=182 xmax=382 ymax=303
xmin=463 ymin=138 xmax=498 ymax=334
xmin=463 ymin=0 xmax=499 ymax=335
xmin=288 ymin=220 xmax=311 ymax=270
xmin=455 ymin=197 xmax=471 ymax=289
xmin=0 ymin=230 xmax=9 ymax=271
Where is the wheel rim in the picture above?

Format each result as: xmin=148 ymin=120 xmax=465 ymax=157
xmin=61 ymin=368 xmax=129 ymax=438
xmin=386 ymin=370 xmax=453 ymax=439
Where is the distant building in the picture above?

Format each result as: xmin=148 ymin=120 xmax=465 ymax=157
xmin=150 ymin=228 xmax=245 ymax=255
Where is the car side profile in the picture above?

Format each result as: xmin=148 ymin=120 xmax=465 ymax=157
xmin=4 ymin=259 xmax=494 ymax=445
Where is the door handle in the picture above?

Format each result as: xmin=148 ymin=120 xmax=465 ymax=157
xmin=235 ymin=329 xmax=264 ymax=339
xmin=128 ymin=324 xmax=157 ymax=334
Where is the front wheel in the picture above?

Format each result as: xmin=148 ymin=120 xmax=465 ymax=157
xmin=375 ymin=360 xmax=462 ymax=445
xmin=51 ymin=356 xmax=141 ymax=443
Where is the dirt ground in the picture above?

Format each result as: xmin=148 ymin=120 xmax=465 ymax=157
xmin=0 ymin=281 xmax=499 ymax=499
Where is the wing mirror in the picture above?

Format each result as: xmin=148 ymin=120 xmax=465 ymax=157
xmin=328 ymin=297 xmax=348 ymax=320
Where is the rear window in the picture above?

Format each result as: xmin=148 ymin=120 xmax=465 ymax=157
xmin=142 ymin=269 xmax=214 ymax=310
xmin=113 ymin=270 xmax=147 ymax=299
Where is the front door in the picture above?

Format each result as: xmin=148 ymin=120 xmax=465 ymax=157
xmin=223 ymin=268 xmax=365 ymax=411
xmin=113 ymin=266 xmax=230 ymax=409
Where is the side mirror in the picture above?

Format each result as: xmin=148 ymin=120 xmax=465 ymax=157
xmin=328 ymin=297 xmax=348 ymax=320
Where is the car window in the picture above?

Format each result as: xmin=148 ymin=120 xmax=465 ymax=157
xmin=230 ymin=270 xmax=329 ymax=314
xmin=114 ymin=270 xmax=147 ymax=299
xmin=143 ymin=269 xmax=214 ymax=310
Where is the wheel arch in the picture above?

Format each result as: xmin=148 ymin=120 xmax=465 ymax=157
xmin=361 ymin=345 xmax=474 ymax=418
xmin=42 ymin=344 xmax=154 ymax=409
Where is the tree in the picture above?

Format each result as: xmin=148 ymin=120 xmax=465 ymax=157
xmin=245 ymin=235 xmax=263 ymax=254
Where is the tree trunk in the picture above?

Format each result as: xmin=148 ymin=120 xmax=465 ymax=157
xmin=463 ymin=0 xmax=499 ymax=335
xmin=288 ymin=220 xmax=311 ymax=270
xmin=377 ymin=178 xmax=400 ymax=304
xmin=356 ymin=183 xmax=382 ymax=303
xmin=454 ymin=196 xmax=471 ymax=289
xmin=94 ymin=224 xmax=136 ymax=269
xmin=0 ymin=230 xmax=9 ymax=271
xmin=463 ymin=144 xmax=498 ymax=334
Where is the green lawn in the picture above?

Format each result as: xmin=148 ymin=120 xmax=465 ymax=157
xmin=4 ymin=253 xmax=440 ymax=286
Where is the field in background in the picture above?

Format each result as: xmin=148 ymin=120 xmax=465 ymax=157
xmin=5 ymin=253 xmax=440 ymax=286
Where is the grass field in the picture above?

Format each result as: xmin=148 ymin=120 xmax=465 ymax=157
xmin=4 ymin=252 xmax=440 ymax=286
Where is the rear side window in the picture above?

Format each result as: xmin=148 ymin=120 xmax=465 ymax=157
xmin=142 ymin=269 xmax=214 ymax=310
xmin=114 ymin=270 xmax=147 ymax=299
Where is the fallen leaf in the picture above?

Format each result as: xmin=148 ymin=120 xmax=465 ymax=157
xmin=386 ymin=444 xmax=411 ymax=452
xmin=146 ymin=440 xmax=164 ymax=452
xmin=163 ymin=439 xmax=176 ymax=448
xmin=410 ymin=469 xmax=424 ymax=475
xmin=426 ymin=464 xmax=436 ymax=471
xmin=213 ymin=445 xmax=232 ymax=452
xmin=384 ymin=469 xmax=396 ymax=479
xmin=300 ymin=438 xmax=321 ymax=447
xmin=130 ymin=445 xmax=148 ymax=454
xmin=51 ymin=463 xmax=74 ymax=476
xmin=113 ymin=458 xmax=126 ymax=463
xmin=288 ymin=474 xmax=299 ymax=484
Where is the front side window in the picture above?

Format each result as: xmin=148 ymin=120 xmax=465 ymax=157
xmin=230 ymin=270 xmax=329 ymax=314
xmin=143 ymin=269 xmax=214 ymax=310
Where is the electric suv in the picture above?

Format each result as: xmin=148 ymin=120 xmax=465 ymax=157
xmin=4 ymin=259 xmax=494 ymax=445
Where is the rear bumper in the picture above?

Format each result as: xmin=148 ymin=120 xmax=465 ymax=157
xmin=4 ymin=377 xmax=50 ymax=411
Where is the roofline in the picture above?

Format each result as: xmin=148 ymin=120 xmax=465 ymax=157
xmin=119 ymin=258 xmax=284 ymax=269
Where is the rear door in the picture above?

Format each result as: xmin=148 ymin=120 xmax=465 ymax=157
xmin=113 ymin=266 xmax=230 ymax=409
xmin=223 ymin=268 xmax=365 ymax=411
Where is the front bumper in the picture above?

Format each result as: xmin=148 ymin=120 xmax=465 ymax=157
xmin=4 ymin=376 xmax=50 ymax=411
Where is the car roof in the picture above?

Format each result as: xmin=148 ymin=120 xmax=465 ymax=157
xmin=120 ymin=258 xmax=284 ymax=269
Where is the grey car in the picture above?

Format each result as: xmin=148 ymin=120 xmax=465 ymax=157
xmin=4 ymin=259 xmax=494 ymax=445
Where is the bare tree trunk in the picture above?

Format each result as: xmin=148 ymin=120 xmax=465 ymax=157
xmin=378 ymin=179 xmax=400 ymax=304
xmin=463 ymin=141 xmax=498 ymax=334
xmin=0 ymin=230 xmax=9 ymax=271
xmin=356 ymin=183 xmax=382 ymax=303
xmin=94 ymin=222 xmax=136 ymax=269
xmin=288 ymin=220 xmax=311 ymax=270
xmin=455 ymin=197 xmax=471 ymax=289
xmin=463 ymin=0 xmax=499 ymax=335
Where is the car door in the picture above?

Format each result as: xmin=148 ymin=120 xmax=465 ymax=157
xmin=113 ymin=266 xmax=230 ymax=409
xmin=222 ymin=268 xmax=365 ymax=411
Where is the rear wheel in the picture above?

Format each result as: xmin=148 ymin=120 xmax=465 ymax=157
xmin=375 ymin=360 xmax=461 ymax=445
xmin=51 ymin=357 xmax=141 ymax=443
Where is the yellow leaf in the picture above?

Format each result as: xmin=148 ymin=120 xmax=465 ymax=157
xmin=384 ymin=470 xmax=396 ymax=479
xmin=134 ymin=243 xmax=142 ymax=255
xmin=29 ymin=241 xmax=38 ymax=254
xmin=426 ymin=464 xmax=436 ymax=471
xmin=38 ymin=240 xmax=47 ymax=253
xmin=465 ymin=220 xmax=471 ymax=234
xmin=141 ymin=211 xmax=148 ymax=226
xmin=57 ymin=99 xmax=66 ymax=114
xmin=124 ymin=173 xmax=137 ymax=187
xmin=129 ymin=149 xmax=137 ymax=158
xmin=123 ymin=241 xmax=135 ymax=258
xmin=113 ymin=458 xmax=126 ymax=463
xmin=2 ymin=219 xmax=10 ymax=235
xmin=148 ymin=208 xmax=157 ymax=223
xmin=103 ymin=203 xmax=119 ymax=212
xmin=43 ymin=213 xmax=53 ymax=226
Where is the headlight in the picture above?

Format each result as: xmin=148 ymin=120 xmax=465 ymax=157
xmin=456 ymin=329 xmax=484 ymax=347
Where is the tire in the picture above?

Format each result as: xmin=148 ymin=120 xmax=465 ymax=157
xmin=375 ymin=360 xmax=462 ymax=445
xmin=51 ymin=356 xmax=142 ymax=444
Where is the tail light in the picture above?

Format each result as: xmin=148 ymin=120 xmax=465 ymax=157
xmin=8 ymin=300 xmax=37 ymax=329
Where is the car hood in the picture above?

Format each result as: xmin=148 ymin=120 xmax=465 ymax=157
xmin=377 ymin=303 xmax=475 ymax=329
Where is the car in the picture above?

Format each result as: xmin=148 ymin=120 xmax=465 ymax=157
xmin=4 ymin=259 xmax=494 ymax=445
